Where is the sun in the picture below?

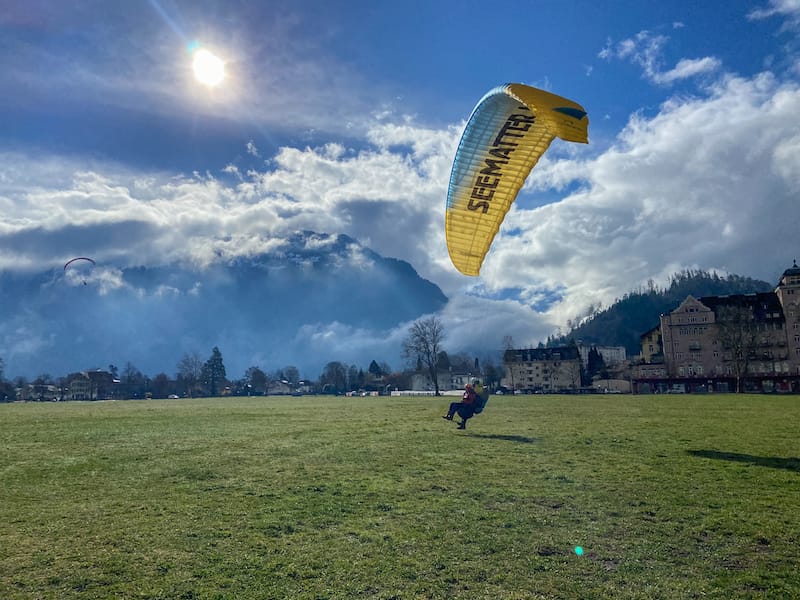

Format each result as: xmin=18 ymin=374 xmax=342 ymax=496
xmin=192 ymin=48 xmax=226 ymax=87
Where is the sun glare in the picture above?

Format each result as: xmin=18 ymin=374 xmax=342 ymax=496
xmin=192 ymin=48 xmax=225 ymax=87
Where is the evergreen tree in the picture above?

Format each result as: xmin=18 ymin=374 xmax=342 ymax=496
xmin=368 ymin=360 xmax=383 ymax=378
xmin=587 ymin=347 xmax=607 ymax=378
xmin=244 ymin=366 xmax=267 ymax=395
xmin=201 ymin=347 xmax=227 ymax=396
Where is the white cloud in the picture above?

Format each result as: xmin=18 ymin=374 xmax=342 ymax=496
xmin=1 ymin=327 xmax=56 ymax=360
xmin=654 ymin=57 xmax=723 ymax=85
xmin=749 ymin=0 xmax=800 ymax=26
xmin=479 ymin=72 xmax=800 ymax=328
xmin=599 ymin=30 xmax=720 ymax=85
xmin=2 ymin=70 xmax=800 ymax=356
xmin=291 ymin=320 xmax=410 ymax=375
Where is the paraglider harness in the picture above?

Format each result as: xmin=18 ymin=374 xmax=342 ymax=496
xmin=472 ymin=383 xmax=490 ymax=415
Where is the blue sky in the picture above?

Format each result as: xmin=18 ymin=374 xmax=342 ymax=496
xmin=2 ymin=0 xmax=800 ymax=370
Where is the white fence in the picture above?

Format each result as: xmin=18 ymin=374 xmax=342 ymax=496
xmin=390 ymin=390 xmax=463 ymax=397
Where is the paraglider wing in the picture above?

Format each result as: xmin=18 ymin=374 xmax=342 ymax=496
xmin=63 ymin=257 xmax=96 ymax=271
xmin=63 ymin=257 xmax=96 ymax=285
xmin=445 ymin=83 xmax=588 ymax=276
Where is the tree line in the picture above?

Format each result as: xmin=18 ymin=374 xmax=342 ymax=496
xmin=1 ymin=317 xmax=505 ymax=401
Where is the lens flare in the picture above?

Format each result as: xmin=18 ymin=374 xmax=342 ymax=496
xmin=574 ymin=546 xmax=584 ymax=556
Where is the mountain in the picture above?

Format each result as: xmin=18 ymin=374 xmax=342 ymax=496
xmin=548 ymin=270 xmax=774 ymax=355
xmin=0 ymin=231 xmax=447 ymax=379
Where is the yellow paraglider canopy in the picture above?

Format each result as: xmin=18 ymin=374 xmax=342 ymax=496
xmin=445 ymin=83 xmax=588 ymax=276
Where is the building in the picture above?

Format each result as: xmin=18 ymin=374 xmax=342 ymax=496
xmin=68 ymin=373 xmax=94 ymax=400
xmin=411 ymin=369 xmax=475 ymax=392
xmin=503 ymin=345 xmax=582 ymax=393
xmin=68 ymin=369 xmax=118 ymax=400
xmin=577 ymin=344 xmax=627 ymax=367
xmin=635 ymin=260 xmax=800 ymax=393
xmin=638 ymin=326 xmax=663 ymax=364
xmin=15 ymin=383 xmax=60 ymax=401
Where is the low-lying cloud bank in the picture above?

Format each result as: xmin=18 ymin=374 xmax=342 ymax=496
xmin=2 ymin=70 xmax=800 ymax=371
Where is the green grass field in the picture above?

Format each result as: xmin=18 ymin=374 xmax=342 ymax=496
xmin=1 ymin=394 xmax=799 ymax=599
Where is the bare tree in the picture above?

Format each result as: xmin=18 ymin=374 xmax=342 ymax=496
xmin=403 ymin=316 xmax=445 ymax=395
xmin=151 ymin=373 xmax=170 ymax=398
xmin=176 ymin=352 xmax=203 ymax=398
xmin=33 ymin=374 xmax=53 ymax=401
xmin=320 ymin=361 xmax=347 ymax=394
xmin=502 ymin=335 xmax=515 ymax=391
xmin=281 ymin=366 xmax=300 ymax=385
xmin=122 ymin=362 xmax=144 ymax=399
xmin=716 ymin=305 xmax=759 ymax=393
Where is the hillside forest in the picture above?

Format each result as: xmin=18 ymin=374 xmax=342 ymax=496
xmin=547 ymin=270 xmax=772 ymax=355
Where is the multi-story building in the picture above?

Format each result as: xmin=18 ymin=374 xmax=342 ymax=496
xmin=503 ymin=345 xmax=582 ymax=393
xmin=68 ymin=369 xmax=119 ymax=400
xmin=638 ymin=326 xmax=663 ymax=364
xmin=577 ymin=344 xmax=627 ymax=367
xmin=777 ymin=260 xmax=800 ymax=368
xmin=68 ymin=373 xmax=94 ymax=400
xmin=636 ymin=260 xmax=800 ymax=393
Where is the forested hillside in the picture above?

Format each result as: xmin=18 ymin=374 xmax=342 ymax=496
xmin=548 ymin=270 xmax=773 ymax=355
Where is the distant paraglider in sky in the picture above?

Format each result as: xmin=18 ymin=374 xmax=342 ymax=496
xmin=445 ymin=83 xmax=589 ymax=276
xmin=63 ymin=257 xmax=96 ymax=286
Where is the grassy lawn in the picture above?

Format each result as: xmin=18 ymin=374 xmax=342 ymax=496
xmin=1 ymin=393 xmax=799 ymax=599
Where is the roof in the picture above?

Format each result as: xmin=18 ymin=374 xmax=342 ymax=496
xmin=505 ymin=346 xmax=581 ymax=362
xmin=699 ymin=291 xmax=784 ymax=322
xmin=781 ymin=259 xmax=800 ymax=279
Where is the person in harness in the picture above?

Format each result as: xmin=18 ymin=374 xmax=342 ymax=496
xmin=442 ymin=379 xmax=490 ymax=430
xmin=442 ymin=383 xmax=476 ymax=429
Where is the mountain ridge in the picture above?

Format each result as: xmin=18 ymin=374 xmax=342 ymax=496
xmin=0 ymin=231 xmax=447 ymax=379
